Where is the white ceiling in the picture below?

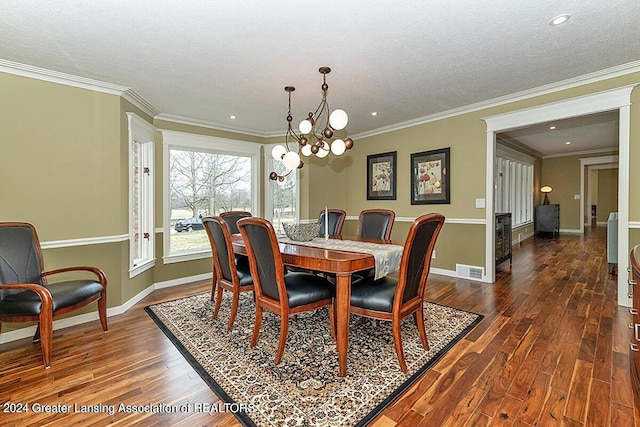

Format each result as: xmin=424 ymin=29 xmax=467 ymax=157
xmin=1 ymin=1 xmax=638 ymax=153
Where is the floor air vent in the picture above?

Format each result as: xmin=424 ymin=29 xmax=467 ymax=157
xmin=456 ymin=264 xmax=484 ymax=280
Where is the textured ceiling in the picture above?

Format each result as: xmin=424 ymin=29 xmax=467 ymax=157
xmin=0 ymin=0 xmax=638 ymax=154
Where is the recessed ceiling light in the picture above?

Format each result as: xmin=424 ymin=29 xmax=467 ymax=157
xmin=549 ymin=126 xmax=556 ymax=130
xmin=229 ymin=115 xmax=236 ymax=119
xmin=565 ymin=141 xmax=571 ymax=145
xmin=371 ymin=112 xmax=378 ymax=116
xmin=549 ymin=14 xmax=570 ymax=26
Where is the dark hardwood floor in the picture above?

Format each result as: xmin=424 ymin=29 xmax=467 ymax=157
xmin=0 ymin=226 xmax=637 ymax=426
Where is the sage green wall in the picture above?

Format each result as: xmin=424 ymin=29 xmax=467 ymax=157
xmin=306 ymin=72 xmax=640 ymax=274
xmin=540 ymin=156 xmax=582 ymax=231
xmin=0 ymin=73 xmax=122 ymax=238
xmin=597 ymin=168 xmax=618 ymax=222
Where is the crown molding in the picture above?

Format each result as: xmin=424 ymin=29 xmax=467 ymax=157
xmin=122 ymin=89 xmax=161 ymax=118
xmin=0 ymin=59 xmax=127 ymax=95
xmin=543 ymin=147 xmax=618 ymax=159
xmin=3 ymin=58 xmax=638 ymax=140
xmin=353 ymin=60 xmax=640 ymax=140
xmin=154 ymin=113 xmax=267 ymax=138
xmin=0 ymin=59 xmax=159 ymax=117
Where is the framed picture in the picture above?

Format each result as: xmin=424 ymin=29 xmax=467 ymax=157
xmin=411 ymin=147 xmax=450 ymax=204
xmin=367 ymin=151 xmax=397 ymax=200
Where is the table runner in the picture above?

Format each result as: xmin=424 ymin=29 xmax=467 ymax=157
xmin=277 ymin=236 xmax=403 ymax=280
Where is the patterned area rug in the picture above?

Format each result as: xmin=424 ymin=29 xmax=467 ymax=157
xmin=145 ymin=292 xmax=483 ymax=426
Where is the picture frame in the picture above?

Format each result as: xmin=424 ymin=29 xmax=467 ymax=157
xmin=366 ymin=151 xmax=397 ymax=200
xmin=411 ymin=147 xmax=450 ymax=204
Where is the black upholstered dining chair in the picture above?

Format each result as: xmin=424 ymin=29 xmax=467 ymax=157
xmin=203 ymin=217 xmax=254 ymax=330
xmin=0 ymin=222 xmax=108 ymax=368
xmin=318 ymin=209 xmax=346 ymax=237
xmin=219 ymin=211 xmax=252 ymax=235
xmin=349 ymin=213 xmax=445 ymax=373
xmin=357 ymin=209 xmax=395 ymax=240
xmin=237 ymin=217 xmax=335 ymax=365
xmin=354 ymin=209 xmax=396 ymax=279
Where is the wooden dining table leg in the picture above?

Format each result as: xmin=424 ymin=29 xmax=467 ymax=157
xmin=335 ymin=273 xmax=351 ymax=377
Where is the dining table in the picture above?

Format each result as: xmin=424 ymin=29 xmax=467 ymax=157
xmin=231 ymin=234 xmax=402 ymax=377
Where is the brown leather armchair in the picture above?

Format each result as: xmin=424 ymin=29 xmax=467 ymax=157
xmin=0 ymin=222 xmax=108 ymax=368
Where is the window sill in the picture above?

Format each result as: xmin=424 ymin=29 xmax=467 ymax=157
xmin=163 ymin=250 xmax=211 ymax=264
xmin=129 ymin=259 xmax=155 ymax=278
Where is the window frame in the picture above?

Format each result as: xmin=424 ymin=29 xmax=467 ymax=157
xmin=161 ymin=130 xmax=261 ymax=264
xmin=495 ymin=145 xmax=534 ymax=228
xmin=127 ymin=113 xmax=156 ymax=278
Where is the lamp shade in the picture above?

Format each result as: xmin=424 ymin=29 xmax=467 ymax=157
xmin=299 ymin=119 xmax=313 ymax=134
xmin=331 ymin=139 xmax=346 ymax=155
xmin=329 ymin=109 xmax=348 ymax=130
xmin=540 ymin=186 xmax=552 ymax=193
xmin=282 ymin=151 xmax=301 ymax=170
xmin=271 ymin=144 xmax=287 ymax=161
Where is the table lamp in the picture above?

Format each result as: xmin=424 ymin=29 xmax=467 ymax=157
xmin=540 ymin=185 xmax=553 ymax=205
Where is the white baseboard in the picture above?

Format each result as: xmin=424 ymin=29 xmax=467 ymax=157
xmin=430 ymin=267 xmax=491 ymax=283
xmin=0 ymin=272 xmax=213 ymax=344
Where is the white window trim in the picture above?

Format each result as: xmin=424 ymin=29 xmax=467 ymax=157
xmin=127 ymin=113 xmax=156 ymax=278
xmin=161 ymin=130 xmax=261 ymax=264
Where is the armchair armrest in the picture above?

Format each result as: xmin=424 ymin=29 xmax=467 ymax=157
xmin=0 ymin=283 xmax=54 ymax=313
xmin=42 ymin=266 xmax=107 ymax=288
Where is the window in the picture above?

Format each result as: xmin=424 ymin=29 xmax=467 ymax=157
xmin=127 ymin=113 xmax=155 ymax=277
xmin=162 ymin=131 xmax=260 ymax=262
xmin=264 ymin=143 xmax=299 ymax=233
xmin=495 ymin=146 xmax=534 ymax=227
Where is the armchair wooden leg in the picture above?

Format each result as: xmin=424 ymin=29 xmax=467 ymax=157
xmin=33 ymin=324 xmax=41 ymax=343
xmin=98 ymin=292 xmax=108 ymax=332
xmin=38 ymin=311 xmax=53 ymax=368
xmin=250 ymin=305 xmax=263 ymax=347
xmin=274 ymin=315 xmax=289 ymax=365
xmin=392 ymin=319 xmax=407 ymax=373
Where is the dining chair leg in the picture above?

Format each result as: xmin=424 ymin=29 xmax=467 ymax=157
xmin=392 ymin=319 xmax=408 ymax=373
xmin=212 ymin=285 xmax=224 ymax=320
xmin=227 ymin=292 xmax=240 ymax=331
xmin=33 ymin=323 xmax=41 ymax=342
xmin=250 ymin=305 xmax=263 ymax=347
xmin=328 ymin=302 xmax=336 ymax=342
xmin=414 ymin=309 xmax=429 ymax=351
xmin=274 ymin=315 xmax=289 ymax=365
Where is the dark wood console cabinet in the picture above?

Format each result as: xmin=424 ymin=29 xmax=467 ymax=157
xmin=535 ymin=204 xmax=559 ymax=236
xmin=495 ymin=212 xmax=512 ymax=268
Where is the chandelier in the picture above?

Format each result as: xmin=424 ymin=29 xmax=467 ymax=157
xmin=269 ymin=67 xmax=354 ymax=184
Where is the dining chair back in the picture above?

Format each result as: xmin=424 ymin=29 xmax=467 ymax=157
xmin=318 ymin=209 xmax=347 ymax=237
xmin=237 ymin=217 xmax=335 ymax=364
xmin=219 ymin=211 xmax=252 ymax=235
xmin=349 ymin=213 xmax=445 ymax=372
xmin=0 ymin=222 xmax=108 ymax=367
xmin=357 ymin=209 xmax=395 ymax=240
xmin=203 ymin=217 xmax=253 ymax=330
